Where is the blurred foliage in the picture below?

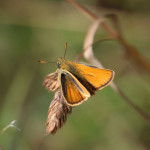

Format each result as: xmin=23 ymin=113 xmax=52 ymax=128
xmin=0 ymin=0 xmax=150 ymax=150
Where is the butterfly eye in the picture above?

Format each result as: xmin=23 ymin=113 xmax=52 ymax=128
xmin=57 ymin=62 xmax=61 ymax=68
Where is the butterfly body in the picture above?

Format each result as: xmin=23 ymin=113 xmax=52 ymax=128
xmin=56 ymin=57 xmax=114 ymax=106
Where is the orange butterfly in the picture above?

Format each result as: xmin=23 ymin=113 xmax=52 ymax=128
xmin=40 ymin=44 xmax=114 ymax=106
xmin=55 ymin=57 xmax=114 ymax=106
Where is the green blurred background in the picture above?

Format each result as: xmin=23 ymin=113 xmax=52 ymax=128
xmin=0 ymin=0 xmax=150 ymax=150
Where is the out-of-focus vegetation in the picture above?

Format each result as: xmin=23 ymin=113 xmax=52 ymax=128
xmin=0 ymin=0 xmax=150 ymax=150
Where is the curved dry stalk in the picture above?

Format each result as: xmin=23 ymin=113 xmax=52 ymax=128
xmin=83 ymin=18 xmax=104 ymax=68
xmin=82 ymin=18 xmax=150 ymax=125
xmin=66 ymin=0 xmax=150 ymax=75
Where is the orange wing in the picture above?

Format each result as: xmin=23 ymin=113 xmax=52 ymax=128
xmin=68 ymin=62 xmax=114 ymax=94
xmin=60 ymin=70 xmax=90 ymax=106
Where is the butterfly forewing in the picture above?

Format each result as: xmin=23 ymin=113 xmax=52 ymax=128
xmin=67 ymin=62 xmax=114 ymax=93
xmin=60 ymin=70 xmax=90 ymax=106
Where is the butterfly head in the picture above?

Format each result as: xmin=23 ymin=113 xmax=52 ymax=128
xmin=56 ymin=57 xmax=65 ymax=68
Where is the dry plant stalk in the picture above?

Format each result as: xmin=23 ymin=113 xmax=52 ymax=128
xmin=43 ymin=71 xmax=72 ymax=134
xmin=82 ymin=17 xmax=150 ymax=125
xmin=43 ymin=71 xmax=59 ymax=92
xmin=46 ymin=90 xmax=72 ymax=134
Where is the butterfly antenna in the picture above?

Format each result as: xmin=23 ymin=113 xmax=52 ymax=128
xmin=64 ymin=43 xmax=67 ymax=58
xmin=39 ymin=60 xmax=55 ymax=63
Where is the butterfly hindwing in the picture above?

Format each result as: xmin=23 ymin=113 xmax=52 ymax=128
xmin=60 ymin=70 xmax=90 ymax=106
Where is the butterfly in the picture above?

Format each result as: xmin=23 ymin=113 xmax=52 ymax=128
xmin=55 ymin=57 xmax=114 ymax=106
xmin=40 ymin=44 xmax=114 ymax=106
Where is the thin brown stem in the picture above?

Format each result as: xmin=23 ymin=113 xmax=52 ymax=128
xmin=75 ymin=36 xmax=114 ymax=62
xmin=82 ymin=17 xmax=150 ymax=126
xmin=117 ymin=87 xmax=150 ymax=125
